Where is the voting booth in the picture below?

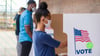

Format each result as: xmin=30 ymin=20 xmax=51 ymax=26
xmin=49 ymin=14 xmax=100 ymax=56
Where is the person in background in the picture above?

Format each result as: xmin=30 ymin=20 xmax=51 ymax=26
xmin=14 ymin=7 xmax=26 ymax=56
xmin=33 ymin=2 xmax=67 ymax=56
xmin=14 ymin=7 xmax=26 ymax=21
xmin=19 ymin=0 xmax=36 ymax=56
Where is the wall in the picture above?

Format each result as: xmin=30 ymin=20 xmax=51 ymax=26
xmin=40 ymin=0 xmax=100 ymax=13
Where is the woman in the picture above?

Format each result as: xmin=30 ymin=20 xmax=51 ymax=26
xmin=33 ymin=2 xmax=67 ymax=56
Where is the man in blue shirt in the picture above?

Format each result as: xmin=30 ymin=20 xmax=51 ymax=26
xmin=33 ymin=2 xmax=67 ymax=56
xmin=19 ymin=0 xmax=36 ymax=56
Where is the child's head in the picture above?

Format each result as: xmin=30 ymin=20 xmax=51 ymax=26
xmin=35 ymin=2 xmax=51 ymax=28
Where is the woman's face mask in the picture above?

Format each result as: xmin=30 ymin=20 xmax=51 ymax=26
xmin=44 ymin=19 xmax=51 ymax=28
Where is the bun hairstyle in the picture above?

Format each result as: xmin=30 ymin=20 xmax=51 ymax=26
xmin=35 ymin=2 xmax=50 ymax=23
xmin=39 ymin=2 xmax=47 ymax=10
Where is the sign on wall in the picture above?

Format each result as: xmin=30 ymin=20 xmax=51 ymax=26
xmin=63 ymin=14 xmax=100 ymax=56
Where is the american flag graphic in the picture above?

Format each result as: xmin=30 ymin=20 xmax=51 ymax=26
xmin=74 ymin=28 xmax=91 ymax=42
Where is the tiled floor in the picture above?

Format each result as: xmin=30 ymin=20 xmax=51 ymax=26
xmin=0 ymin=31 xmax=17 ymax=56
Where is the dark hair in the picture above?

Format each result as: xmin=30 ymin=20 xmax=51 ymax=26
xmin=27 ymin=0 xmax=36 ymax=5
xmin=20 ymin=7 xmax=26 ymax=11
xmin=35 ymin=2 xmax=50 ymax=23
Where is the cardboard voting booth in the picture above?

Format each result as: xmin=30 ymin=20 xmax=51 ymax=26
xmin=51 ymin=14 xmax=68 ymax=54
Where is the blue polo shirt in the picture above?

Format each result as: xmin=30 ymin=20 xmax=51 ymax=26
xmin=33 ymin=31 xmax=60 ymax=56
xmin=19 ymin=10 xmax=33 ymax=42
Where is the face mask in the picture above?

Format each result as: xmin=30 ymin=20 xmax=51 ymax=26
xmin=32 ymin=7 xmax=36 ymax=12
xmin=44 ymin=20 xmax=51 ymax=28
